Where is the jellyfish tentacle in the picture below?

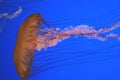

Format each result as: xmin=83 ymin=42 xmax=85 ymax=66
xmin=30 ymin=53 xmax=120 ymax=77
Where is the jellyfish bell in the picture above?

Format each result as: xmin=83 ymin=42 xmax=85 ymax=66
xmin=13 ymin=13 xmax=52 ymax=80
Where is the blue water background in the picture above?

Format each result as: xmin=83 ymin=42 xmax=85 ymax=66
xmin=0 ymin=0 xmax=120 ymax=80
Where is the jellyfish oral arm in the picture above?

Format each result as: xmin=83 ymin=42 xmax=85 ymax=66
xmin=98 ymin=20 xmax=120 ymax=33
xmin=36 ymin=21 xmax=120 ymax=51
xmin=0 ymin=7 xmax=22 ymax=19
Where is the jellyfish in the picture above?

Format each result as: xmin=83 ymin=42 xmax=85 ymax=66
xmin=13 ymin=13 xmax=120 ymax=80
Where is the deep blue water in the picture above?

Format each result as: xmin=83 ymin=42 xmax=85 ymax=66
xmin=0 ymin=0 xmax=120 ymax=80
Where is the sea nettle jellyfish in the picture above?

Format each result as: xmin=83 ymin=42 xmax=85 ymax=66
xmin=14 ymin=13 xmax=120 ymax=80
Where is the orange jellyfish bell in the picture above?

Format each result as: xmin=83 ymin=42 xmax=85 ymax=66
xmin=13 ymin=13 xmax=50 ymax=80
